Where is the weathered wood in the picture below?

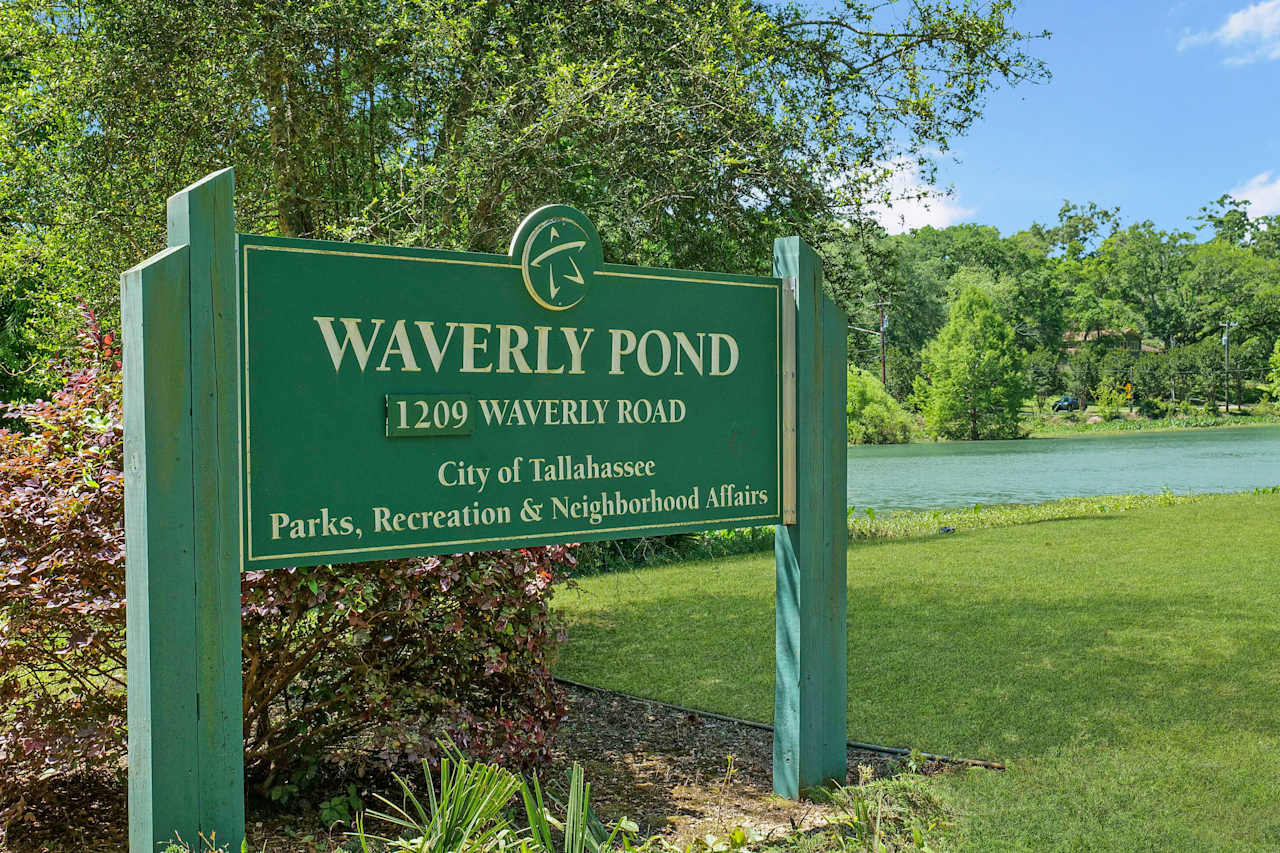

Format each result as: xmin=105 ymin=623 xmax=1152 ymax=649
xmin=166 ymin=168 xmax=245 ymax=847
xmin=772 ymin=237 xmax=848 ymax=798
xmin=124 ymin=245 xmax=200 ymax=850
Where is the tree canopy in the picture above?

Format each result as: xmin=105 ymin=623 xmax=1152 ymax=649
xmin=0 ymin=0 xmax=1047 ymax=392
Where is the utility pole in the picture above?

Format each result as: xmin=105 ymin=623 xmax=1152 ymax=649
xmin=1221 ymin=320 xmax=1238 ymax=412
xmin=876 ymin=301 xmax=890 ymax=386
xmin=848 ymin=300 xmax=891 ymax=387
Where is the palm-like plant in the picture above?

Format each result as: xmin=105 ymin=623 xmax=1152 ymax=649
xmin=519 ymin=764 xmax=632 ymax=853
xmin=356 ymin=742 xmax=636 ymax=853
xmin=355 ymin=743 xmax=522 ymax=853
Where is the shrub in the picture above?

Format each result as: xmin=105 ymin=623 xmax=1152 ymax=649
xmin=1137 ymin=397 xmax=1169 ymax=419
xmin=1094 ymin=382 xmax=1128 ymax=421
xmin=572 ymin=527 xmax=772 ymax=575
xmin=0 ymin=328 xmax=573 ymax=831
xmin=847 ymin=368 xmax=912 ymax=444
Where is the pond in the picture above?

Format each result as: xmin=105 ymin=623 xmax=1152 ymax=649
xmin=846 ymin=426 xmax=1280 ymax=512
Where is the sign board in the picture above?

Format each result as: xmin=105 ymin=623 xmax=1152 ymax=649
xmin=122 ymin=169 xmax=846 ymax=851
xmin=239 ymin=206 xmax=780 ymax=569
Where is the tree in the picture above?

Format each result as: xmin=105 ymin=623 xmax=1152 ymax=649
xmin=1132 ymin=351 xmax=1172 ymax=406
xmin=915 ymin=283 xmax=1028 ymax=440
xmin=1027 ymin=348 xmax=1063 ymax=411
xmin=835 ymin=225 xmax=949 ymax=358
xmin=881 ymin=345 xmax=921 ymax=404
xmin=0 ymin=0 xmax=1047 ymax=390
xmin=1036 ymin=200 xmax=1121 ymax=260
xmin=1095 ymin=222 xmax=1192 ymax=349
xmin=1166 ymin=345 xmax=1201 ymax=404
xmin=1265 ymin=340 xmax=1280 ymax=401
xmin=1195 ymin=195 xmax=1255 ymax=246
xmin=1065 ymin=347 xmax=1101 ymax=412
xmin=1061 ymin=255 xmax=1130 ymax=346
xmin=1100 ymin=348 xmax=1135 ymax=387
xmin=1186 ymin=339 xmax=1225 ymax=410
xmin=999 ymin=265 xmax=1068 ymax=353
xmin=0 ymin=294 xmax=37 ymax=400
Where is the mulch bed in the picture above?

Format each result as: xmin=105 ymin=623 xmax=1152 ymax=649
xmin=3 ymin=684 xmax=926 ymax=853
xmin=542 ymin=683 xmax=914 ymax=842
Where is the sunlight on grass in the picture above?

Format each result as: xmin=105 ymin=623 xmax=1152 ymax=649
xmin=555 ymin=493 xmax=1280 ymax=852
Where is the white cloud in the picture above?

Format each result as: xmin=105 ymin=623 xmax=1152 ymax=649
xmin=1230 ymin=171 xmax=1280 ymax=215
xmin=1179 ymin=1 xmax=1280 ymax=64
xmin=865 ymin=158 xmax=975 ymax=235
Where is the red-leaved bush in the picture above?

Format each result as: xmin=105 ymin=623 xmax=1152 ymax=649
xmin=0 ymin=313 xmax=573 ymax=833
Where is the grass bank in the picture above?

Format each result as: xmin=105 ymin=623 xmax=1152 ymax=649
xmin=555 ymin=491 xmax=1280 ymax=851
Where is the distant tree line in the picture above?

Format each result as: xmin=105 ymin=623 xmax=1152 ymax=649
xmin=829 ymin=197 xmax=1280 ymax=438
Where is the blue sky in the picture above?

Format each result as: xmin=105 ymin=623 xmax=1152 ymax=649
xmin=871 ymin=0 xmax=1280 ymax=237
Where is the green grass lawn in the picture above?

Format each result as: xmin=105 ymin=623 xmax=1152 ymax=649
xmin=554 ymin=493 xmax=1280 ymax=851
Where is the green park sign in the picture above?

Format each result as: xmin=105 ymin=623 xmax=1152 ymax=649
xmin=240 ymin=205 xmax=780 ymax=568
xmin=122 ymin=169 xmax=846 ymax=851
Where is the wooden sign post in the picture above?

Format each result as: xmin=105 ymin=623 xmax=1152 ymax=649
xmin=123 ymin=169 xmax=244 ymax=850
xmin=771 ymin=240 xmax=849 ymax=799
xmin=122 ymin=168 xmax=846 ymax=849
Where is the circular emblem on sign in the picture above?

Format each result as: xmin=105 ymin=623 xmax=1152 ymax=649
xmin=509 ymin=206 xmax=602 ymax=312
xmin=521 ymin=218 xmax=590 ymax=310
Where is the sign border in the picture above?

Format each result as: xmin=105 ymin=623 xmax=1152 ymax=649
xmin=238 ymin=234 xmax=782 ymax=566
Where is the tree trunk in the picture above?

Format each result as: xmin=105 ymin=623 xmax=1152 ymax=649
xmin=436 ymin=0 xmax=501 ymax=238
xmin=261 ymin=15 xmax=313 ymax=238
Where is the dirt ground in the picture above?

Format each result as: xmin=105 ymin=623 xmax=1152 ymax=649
xmin=4 ymin=684 xmax=913 ymax=853
xmin=546 ymin=684 xmax=904 ymax=844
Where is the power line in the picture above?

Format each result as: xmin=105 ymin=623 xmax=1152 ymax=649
xmin=848 ymin=300 xmax=891 ymax=384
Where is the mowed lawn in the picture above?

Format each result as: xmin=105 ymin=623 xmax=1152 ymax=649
xmin=554 ymin=493 xmax=1280 ymax=851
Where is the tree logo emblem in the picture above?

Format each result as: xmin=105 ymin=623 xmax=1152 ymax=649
xmin=510 ymin=206 xmax=602 ymax=312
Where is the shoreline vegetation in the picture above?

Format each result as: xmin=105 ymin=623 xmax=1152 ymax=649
xmin=573 ymin=488 xmax=1279 ymax=575
xmin=1026 ymin=409 xmax=1280 ymax=436
xmin=847 ymin=398 xmax=1280 ymax=445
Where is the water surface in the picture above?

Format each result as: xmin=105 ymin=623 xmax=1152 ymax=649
xmin=846 ymin=426 xmax=1280 ymax=512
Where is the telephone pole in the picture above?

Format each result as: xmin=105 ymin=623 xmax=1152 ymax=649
xmin=1221 ymin=320 xmax=1238 ymax=412
xmin=848 ymin=300 xmax=891 ymax=386
xmin=876 ymin=301 xmax=890 ymax=385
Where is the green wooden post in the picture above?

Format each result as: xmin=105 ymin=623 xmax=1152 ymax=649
xmin=772 ymin=237 xmax=848 ymax=799
xmin=124 ymin=168 xmax=244 ymax=850
xmin=124 ymin=245 xmax=200 ymax=849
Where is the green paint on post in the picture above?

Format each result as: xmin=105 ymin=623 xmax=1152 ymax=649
xmin=125 ymin=170 xmax=245 ymax=851
xmin=124 ymin=245 xmax=200 ymax=850
xmin=772 ymin=238 xmax=848 ymax=798
xmin=168 ymin=168 xmax=246 ymax=847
